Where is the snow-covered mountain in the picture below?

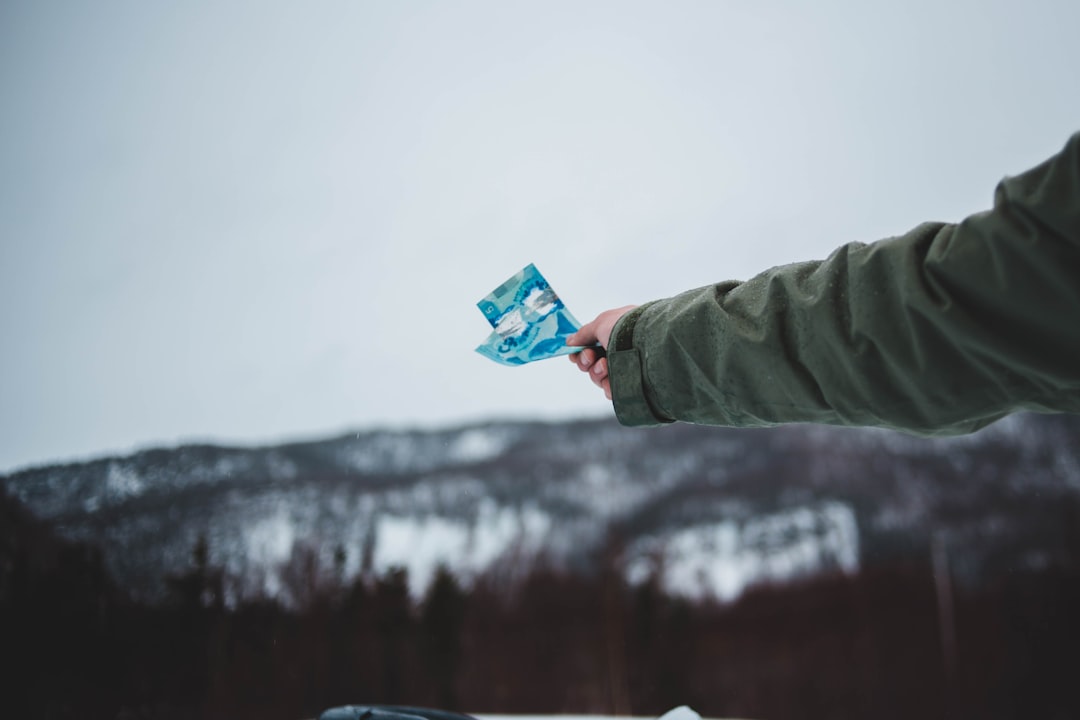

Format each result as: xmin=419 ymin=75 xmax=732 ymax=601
xmin=4 ymin=414 xmax=1079 ymax=604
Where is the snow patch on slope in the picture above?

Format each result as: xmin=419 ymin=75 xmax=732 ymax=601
xmin=245 ymin=507 xmax=297 ymax=568
xmin=374 ymin=500 xmax=551 ymax=592
xmin=627 ymin=501 xmax=859 ymax=601
xmin=106 ymin=462 xmax=144 ymax=499
xmin=337 ymin=426 xmax=513 ymax=476
xmin=448 ymin=428 xmax=509 ymax=463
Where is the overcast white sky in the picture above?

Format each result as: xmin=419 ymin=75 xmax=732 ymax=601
xmin=2 ymin=0 xmax=1079 ymax=472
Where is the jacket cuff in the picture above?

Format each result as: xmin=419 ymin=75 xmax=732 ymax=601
xmin=608 ymin=304 xmax=673 ymax=427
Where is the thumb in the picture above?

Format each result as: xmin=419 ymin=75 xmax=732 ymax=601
xmin=566 ymin=318 xmax=599 ymax=347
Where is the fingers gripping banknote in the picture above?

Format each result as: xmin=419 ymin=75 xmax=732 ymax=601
xmin=475 ymin=264 xmax=596 ymax=366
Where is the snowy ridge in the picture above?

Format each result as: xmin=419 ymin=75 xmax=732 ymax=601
xmin=3 ymin=415 xmax=1079 ymax=604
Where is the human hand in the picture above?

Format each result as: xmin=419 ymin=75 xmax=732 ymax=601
xmin=567 ymin=305 xmax=637 ymax=400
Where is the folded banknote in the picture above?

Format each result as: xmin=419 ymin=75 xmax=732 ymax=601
xmin=475 ymin=264 xmax=591 ymax=366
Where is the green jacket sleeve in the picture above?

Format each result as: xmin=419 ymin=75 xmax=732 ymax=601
xmin=608 ymin=132 xmax=1080 ymax=436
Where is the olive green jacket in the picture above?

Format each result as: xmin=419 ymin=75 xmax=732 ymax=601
xmin=608 ymin=132 xmax=1080 ymax=435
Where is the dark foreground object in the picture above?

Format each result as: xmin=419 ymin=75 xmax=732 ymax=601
xmin=320 ymin=706 xmax=477 ymax=720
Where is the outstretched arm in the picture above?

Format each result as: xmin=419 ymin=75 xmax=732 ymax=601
xmin=573 ymin=132 xmax=1080 ymax=435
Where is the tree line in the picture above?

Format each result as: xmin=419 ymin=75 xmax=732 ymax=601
xmin=2 ymin=484 xmax=1078 ymax=720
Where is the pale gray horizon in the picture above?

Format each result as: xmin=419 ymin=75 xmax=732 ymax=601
xmin=3 ymin=0 xmax=1079 ymax=472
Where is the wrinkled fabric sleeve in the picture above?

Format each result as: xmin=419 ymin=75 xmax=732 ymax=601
xmin=608 ymin=132 xmax=1080 ymax=436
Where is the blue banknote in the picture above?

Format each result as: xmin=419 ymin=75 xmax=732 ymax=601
xmin=475 ymin=264 xmax=590 ymax=366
